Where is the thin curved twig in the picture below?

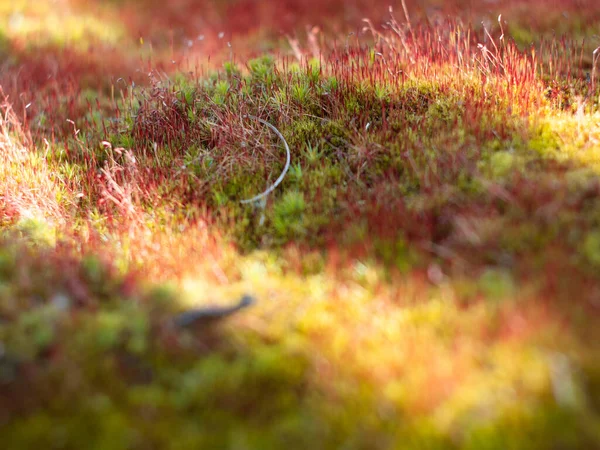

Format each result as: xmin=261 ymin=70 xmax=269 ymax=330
xmin=173 ymin=295 xmax=256 ymax=328
xmin=240 ymin=114 xmax=291 ymax=204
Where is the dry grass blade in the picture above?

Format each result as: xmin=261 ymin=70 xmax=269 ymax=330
xmin=593 ymin=46 xmax=600 ymax=94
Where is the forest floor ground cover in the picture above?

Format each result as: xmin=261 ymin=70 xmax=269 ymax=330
xmin=1 ymin=1 xmax=600 ymax=448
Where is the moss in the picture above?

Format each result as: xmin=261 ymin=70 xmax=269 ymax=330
xmin=462 ymin=409 xmax=578 ymax=450
xmin=484 ymin=151 xmax=518 ymax=180
xmin=11 ymin=217 xmax=57 ymax=246
xmin=4 ymin=7 xmax=600 ymax=448
xmin=1 ymin=3 xmax=127 ymax=50
xmin=211 ymin=79 xmax=230 ymax=106
xmin=529 ymin=114 xmax=600 ymax=172
xmin=271 ymin=191 xmax=306 ymax=241
xmin=285 ymin=117 xmax=322 ymax=151
xmin=508 ymin=24 xmax=536 ymax=49
xmin=478 ymin=268 xmax=515 ymax=301
xmin=373 ymin=235 xmax=419 ymax=273
xmin=581 ymin=230 xmax=600 ymax=267
xmin=247 ymin=55 xmax=277 ymax=86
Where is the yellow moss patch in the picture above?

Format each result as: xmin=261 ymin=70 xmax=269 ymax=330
xmin=0 ymin=0 xmax=126 ymax=49
xmin=530 ymin=113 xmax=600 ymax=171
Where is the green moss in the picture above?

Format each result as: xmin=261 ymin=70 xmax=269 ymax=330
xmin=529 ymin=123 xmax=561 ymax=155
xmin=487 ymin=151 xmax=517 ymax=179
xmin=285 ymin=117 xmax=322 ymax=151
xmin=271 ymin=191 xmax=306 ymax=240
xmin=212 ymin=79 xmax=230 ymax=106
xmin=508 ymin=24 xmax=536 ymax=48
xmin=582 ymin=230 xmax=600 ymax=267
xmin=248 ymin=55 xmax=276 ymax=86
xmin=373 ymin=235 xmax=419 ymax=273
xmin=11 ymin=217 xmax=56 ymax=246
xmin=478 ymin=268 xmax=515 ymax=301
